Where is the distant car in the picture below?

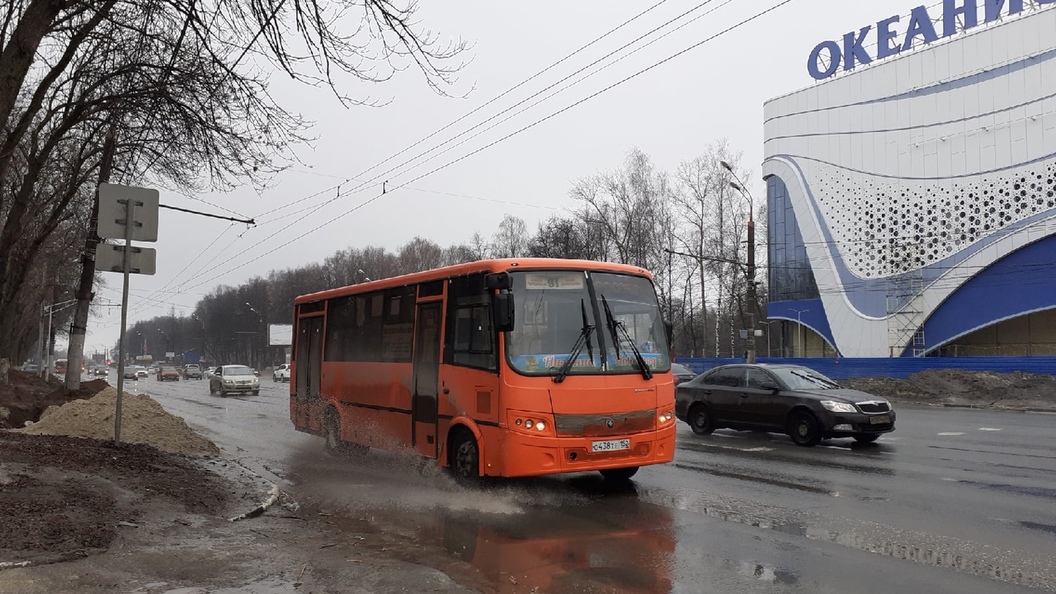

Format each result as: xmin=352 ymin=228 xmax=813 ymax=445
xmin=676 ymin=363 xmax=896 ymax=446
xmin=157 ymin=366 xmax=180 ymax=381
xmin=210 ymin=364 xmax=260 ymax=396
xmin=671 ymin=362 xmax=697 ymax=385
xmin=183 ymin=364 xmax=203 ymax=380
xmin=21 ymin=363 xmax=39 ymax=373
xmin=273 ymin=364 xmax=290 ymax=382
xmin=136 ymin=367 xmax=149 ymax=379
xmin=123 ymin=366 xmax=142 ymax=380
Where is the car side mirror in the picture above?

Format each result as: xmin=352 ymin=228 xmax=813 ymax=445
xmin=759 ymin=381 xmax=780 ymax=392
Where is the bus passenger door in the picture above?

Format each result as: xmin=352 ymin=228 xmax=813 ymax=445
xmin=295 ymin=316 xmax=324 ymax=431
xmin=412 ymin=302 xmax=442 ymax=458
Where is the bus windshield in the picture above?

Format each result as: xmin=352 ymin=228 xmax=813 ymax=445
xmin=505 ymin=270 xmax=670 ymax=377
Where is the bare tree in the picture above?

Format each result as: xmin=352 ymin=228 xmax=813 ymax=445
xmin=397 ymin=236 xmax=443 ymax=274
xmin=672 ymin=139 xmax=752 ymax=357
xmin=0 ymin=0 xmax=467 ymax=377
xmin=490 ymin=214 xmax=528 ymax=259
xmin=571 ymin=148 xmax=670 ymax=272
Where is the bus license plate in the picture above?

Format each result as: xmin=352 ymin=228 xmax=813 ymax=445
xmin=869 ymin=414 xmax=890 ymax=425
xmin=591 ymin=439 xmax=630 ymax=453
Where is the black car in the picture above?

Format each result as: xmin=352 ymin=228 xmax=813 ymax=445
xmin=671 ymin=362 xmax=697 ymax=386
xmin=675 ymin=363 xmax=895 ymax=446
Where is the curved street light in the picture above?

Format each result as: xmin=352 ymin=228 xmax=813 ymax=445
xmin=720 ymin=159 xmax=759 ymax=363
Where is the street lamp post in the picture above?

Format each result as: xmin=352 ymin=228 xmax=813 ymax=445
xmin=759 ymin=320 xmax=782 ymax=358
xmin=791 ymin=308 xmax=809 ymax=357
xmin=721 ymin=160 xmax=758 ymax=364
xmin=245 ymin=302 xmax=265 ymax=369
xmin=157 ymin=328 xmax=169 ymax=362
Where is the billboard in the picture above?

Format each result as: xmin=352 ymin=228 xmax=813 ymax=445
xmin=268 ymin=324 xmax=293 ymax=346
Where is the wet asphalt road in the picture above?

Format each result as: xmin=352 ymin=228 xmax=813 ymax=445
xmin=120 ymin=375 xmax=1056 ymax=593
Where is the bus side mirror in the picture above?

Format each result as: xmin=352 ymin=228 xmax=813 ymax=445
xmin=484 ymin=272 xmax=512 ymax=291
xmin=664 ymin=320 xmax=674 ymax=348
xmin=493 ymin=293 xmax=515 ymax=332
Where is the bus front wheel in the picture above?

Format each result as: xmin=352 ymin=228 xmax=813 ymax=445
xmin=599 ymin=467 xmax=639 ymax=481
xmin=449 ymin=430 xmax=480 ymax=485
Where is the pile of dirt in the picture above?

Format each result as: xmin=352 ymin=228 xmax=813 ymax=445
xmin=17 ymin=387 xmax=219 ymax=456
xmin=0 ymin=371 xmax=108 ymax=428
xmin=0 ymin=432 xmax=231 ymax=564
xmin=842 ymin=368 xmax=1056 ymax=410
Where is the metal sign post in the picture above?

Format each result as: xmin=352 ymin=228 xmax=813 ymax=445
xmin=97 ymin=183 xmax=159 ymax=444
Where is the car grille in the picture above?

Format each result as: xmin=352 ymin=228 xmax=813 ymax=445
xmin=858 ymin=401 xmax=890 ymax=413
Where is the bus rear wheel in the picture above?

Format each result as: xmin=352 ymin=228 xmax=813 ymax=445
xmin=324 ymin=408 xmax=367 ymax=456
xmin=599 ymin=467 xmax=639 ymax=481
xmin=449 ymin=430 xmax=480 ymax=485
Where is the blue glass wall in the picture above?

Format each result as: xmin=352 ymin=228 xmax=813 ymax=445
xmin=767 ymin=175 xmax=819 ymax=302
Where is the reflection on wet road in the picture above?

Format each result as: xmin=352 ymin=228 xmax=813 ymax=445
xmin=139 ymin=378 xmax=1056 ymax=593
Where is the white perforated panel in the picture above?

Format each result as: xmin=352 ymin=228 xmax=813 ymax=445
xmin=811 ymin=162 xmax=1056 ymax=278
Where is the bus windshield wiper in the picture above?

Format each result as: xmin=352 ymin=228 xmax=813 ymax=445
xmin=601 ymin=295 xmax=621 ymax=359
xmin=553 ymin=299 xmax=595 ymax=384
xmin=601 ymin=295 xmax=653 ymax=380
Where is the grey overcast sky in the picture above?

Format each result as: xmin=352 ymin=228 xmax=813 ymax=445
xmin=78 ymin=0 xmax=967 ymax=353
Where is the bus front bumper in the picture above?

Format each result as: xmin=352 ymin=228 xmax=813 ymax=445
xmin=495 ymin=424 xmax=676 ymax=478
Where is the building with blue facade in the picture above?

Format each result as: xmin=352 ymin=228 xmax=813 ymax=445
xmin=763 ymin=1 xmax=1056 ymax=357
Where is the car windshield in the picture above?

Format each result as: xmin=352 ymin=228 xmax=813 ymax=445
xmin=505 ymin=270 xmax=670 ymax=377
xmin=771 ymin=367 xmax=840 ymax=390
xmin=225 ymin=366 xmax=255 ymax=376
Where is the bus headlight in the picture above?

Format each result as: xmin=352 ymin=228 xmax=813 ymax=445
xmin=508 ymin=411 xmax=556 ymax=436
xmin=658 ymin=411 xmax=675 ymax=424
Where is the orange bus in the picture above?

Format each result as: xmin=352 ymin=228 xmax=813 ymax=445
xmin=289 ymin=258 xmax=676 ymax=481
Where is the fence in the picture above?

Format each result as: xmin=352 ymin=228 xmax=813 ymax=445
xmin=674 ymin=357 xmax=1056 ymax=380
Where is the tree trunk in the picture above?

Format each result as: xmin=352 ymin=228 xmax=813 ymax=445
xmin=65 ymin=130 xmax=114 ymax=389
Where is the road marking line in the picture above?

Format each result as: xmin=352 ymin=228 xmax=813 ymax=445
xmin=978 ymin=427 xmax=1003 ymax=431
xmin=937 ymin=432 xmax=966 ymax=436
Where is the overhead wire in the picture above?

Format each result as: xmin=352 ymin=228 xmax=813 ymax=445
xmin=118 ymin=0 xmax=683 ymax=324
xmin=176 ymin=0 xmax=800 ymax=294
xmin=255 ymin=0 xmax=738 ymax=229
xmin=251 ymin=0 xmax=675 ymax=222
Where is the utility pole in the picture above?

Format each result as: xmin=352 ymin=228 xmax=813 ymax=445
xmin=722 ymin=160 xmax=759 ymax=364
xmin=745 ymin=216 xmax=757 ymax=363
xmin=66 ymin=129 xmax=115 ymax=390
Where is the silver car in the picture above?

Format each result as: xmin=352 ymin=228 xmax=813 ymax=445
xmin=209 ymin=364 xmax=260 ymax=396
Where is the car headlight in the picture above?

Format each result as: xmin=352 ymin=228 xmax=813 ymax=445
xmin=820 ymin=401 xmax=858 ymax=413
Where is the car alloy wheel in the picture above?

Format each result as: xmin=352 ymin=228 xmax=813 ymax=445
xmin=688 ymin=404 xmax=715 ymax=435
xmin=789 ymin=411 xmax=822 ymax=447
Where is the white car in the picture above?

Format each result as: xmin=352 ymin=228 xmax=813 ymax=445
xmin=210 ymin=364 xmax=260 ymax=396
xmin=273 ymin=364 xmax=290 ymax=382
